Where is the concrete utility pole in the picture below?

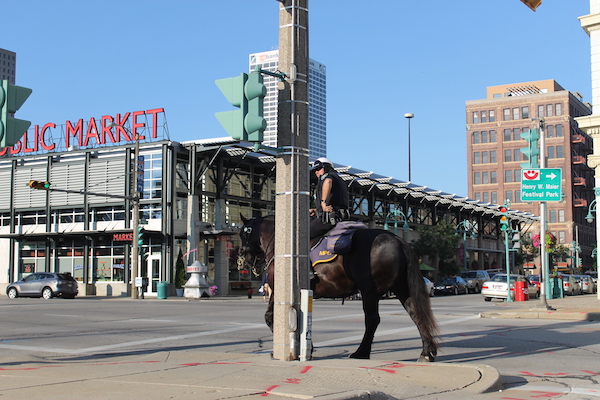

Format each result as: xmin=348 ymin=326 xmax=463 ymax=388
xmin=273 ymin=0 xmax=310 ymax=361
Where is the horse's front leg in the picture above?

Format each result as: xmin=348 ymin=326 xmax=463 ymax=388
xmin=264 ymin=293 xmax=274 ymax=332
xmin=349 ymin=293 xmax=380 ymax=359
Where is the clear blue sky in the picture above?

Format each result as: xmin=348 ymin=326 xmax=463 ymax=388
xmin=3 ymin=0 xmax=591 ymax=198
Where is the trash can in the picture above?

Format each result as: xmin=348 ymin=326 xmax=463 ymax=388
xmin=157 ymin=281 xmax=168 ymax=299
xmin=550 ymin=277 xmax=563 ymax=299
xmin=515 ymin=280 xmax=528 ymax=301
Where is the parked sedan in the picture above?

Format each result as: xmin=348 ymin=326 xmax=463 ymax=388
xmin=481 ymin=274 xmax=538 ymax=302
xmin=576 ymin=275 xmax=597 ymax=294
xmin=434 ymin=276 xmax=468 ymax=295
xmin=562 ymin=274 xmax=583 ymax=296
xmin=6 ymin=272 xmax=78 ymax=299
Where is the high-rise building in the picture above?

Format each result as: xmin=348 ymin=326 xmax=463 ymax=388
xmin=0 ymin=48 xmax=16 ymax=84
xmin=466 ymin=79 xmax=595 ymax=269
xmin=249 ymin=50 xmax=326 ymax=158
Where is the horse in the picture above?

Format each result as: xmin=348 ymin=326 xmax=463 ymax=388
xmin=237 ymin=214 xmax=439 ymax=362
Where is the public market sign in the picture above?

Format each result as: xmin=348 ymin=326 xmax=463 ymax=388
xmin=520 ymin=168 xmax=562 ymax=202
xmin=0 ymin=107 xmax=165 ymax=157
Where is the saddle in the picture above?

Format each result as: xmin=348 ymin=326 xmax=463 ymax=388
xmin=310 ymin=221 xmax=368 ymax=267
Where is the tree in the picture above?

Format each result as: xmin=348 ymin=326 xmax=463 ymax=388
xmin=175 ymin=249 xmax=186 ymax=289
xmin=412 ymin=222 xmax=461 ymax=278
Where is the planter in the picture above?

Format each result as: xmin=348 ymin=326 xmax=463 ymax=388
xmin=176 ymin=288 xmax=184 ymax=297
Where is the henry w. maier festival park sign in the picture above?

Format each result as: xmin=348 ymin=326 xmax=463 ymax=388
xmin=520 ymin=168 xmax=562 ymax=202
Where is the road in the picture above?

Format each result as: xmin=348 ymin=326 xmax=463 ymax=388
xmin=1 ymin=293 xmax=599 ymax=398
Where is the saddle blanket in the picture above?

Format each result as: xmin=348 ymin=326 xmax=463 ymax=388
xmin=310 ymin=221 xmax=368 ymax=266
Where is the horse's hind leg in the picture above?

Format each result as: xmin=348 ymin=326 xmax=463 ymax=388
xmin=400 ymin=296 xmax=437 ymax=362
xmin=349 ymin=293 xmax=380 ymax=359
xmin=265 ymin=295 xmax=274 ymax=332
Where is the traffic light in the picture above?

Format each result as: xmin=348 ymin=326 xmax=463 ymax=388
xmin=520 ymin=0 xmax=542 ymax=12
xmin=215 ymin=71 xmax=266 ymax=142
xmin=0 ymin=80 xmax=32 ymax=148
xmin=28 ymin=180 xmax=51 ymax=190
xmin=520 ymin=128 xmax=540 ymax=169
xmin=137 ymin=225 xmax=145 ymax=246
xmin=511 ymin=232 xmax=521 ymax=249
xmin=499 ymin=206 xmax=509 ymax=231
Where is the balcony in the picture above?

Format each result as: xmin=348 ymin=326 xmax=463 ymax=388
xmin=572 ymin=134 xmax=586 ymax=144
xmin=572 ymin=155 xmax=586 ymax=165
xmin=574 ymin=198 xmax=588 ymax=207
xmin=573 ymin=176 xmax=586 ymax=186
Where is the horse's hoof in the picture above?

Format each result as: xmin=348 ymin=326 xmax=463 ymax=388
xmin=349 ymin=352 xmax=370 ymax=359
xmin=417 ymin=355 xmax=434 ymax=362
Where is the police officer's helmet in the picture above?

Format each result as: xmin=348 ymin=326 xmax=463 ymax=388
xmin=311 ymin=157 xmax=333 ymax=171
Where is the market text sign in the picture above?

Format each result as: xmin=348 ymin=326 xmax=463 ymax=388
xmin=520 ymin=168 xmax=562 ymax=202
xmin=0 ymin=108 xmax=165 ymax=157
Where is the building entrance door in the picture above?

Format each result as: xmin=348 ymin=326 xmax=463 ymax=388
xmin=145 ymin=254 xmax=161 ymax=296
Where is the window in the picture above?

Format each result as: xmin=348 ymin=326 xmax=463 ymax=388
xmin=504 ymin=149 xmax=512 ymax=162
xmin=556 ymin=145 xmax=563 ymax=158
xmin=481 ymin=111 xmax=487 ymax=123
xmin=559 ymin=209 xmax=565 ymax=222
xmin=556 ymin=124 xmax=563 ymax=137
xmin=547 ymin=146 xmax=555 ymax=159
xmin=514 ymin=149 xmax=523 ymax=162
xmin=491 ymin=191 xmax=497 ymax=204
xmin=522 ymin=106 xmax=529 ymax=119
xmin=538 ymin=105 xmax=544 ymax=118
xmin=489 ymin=110 xmax=495 ymax=122
xmin=546 ymin=104 xmax=553 ymax=117
xmin=474 ymin=172 xmax=481 ymax=185
xmin=512 ymin=108 xmax=520 ymax=120
xmin=547 ymin=125 xmax=554 ymax=138
xmin=489 ymin=130 xmax=496 ymax=142
xmin=481 ymin=131 xmax=488 ymax=143
xmin=549 ymin=210 xmax=557 ymax=223
xmin=505 ymin=170 xmax=513 ymax=183
xmin=473 ymin=132 xmax=480 ymax=144
xmin=474 ymin=192 xmax=481 ymax=201
xmin=473 ymin=111 xmax=479 ymax=124
xmin=490 ymin=150 xmax=496 ymax=163
xmin=482 ymin=192 xmax=489 ymax=203
xmin=555 ymin=103 xmax=563 ymax=116
xmin=504 ymin=129 xmax=512 ymax=141
xmin=515 ymin=189 xmax=521 ymax=201
xmin=490 ymin=171 xmax=497 ymax=183
xmin=482 ymin=151 xmax=489 ymax=164
xmin=482 ymin=171 xmax=489 ymax=184
xmin=505 ymin=191 xmax=513 ymax=203
xmin=473 ymin=152 xmax=481 ymax=164
xmin=503 ymin=108 xmax=511 ymax=121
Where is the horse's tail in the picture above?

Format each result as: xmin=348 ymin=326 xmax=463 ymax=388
xmin=401 ymin=240 xmax=439 ymax=354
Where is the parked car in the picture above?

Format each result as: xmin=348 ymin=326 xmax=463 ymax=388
xmin=574 ymin=275 xmax=596 ymax=294
xmin=587 ymin=271 xmax=598 ymax=285
xmin=481 ymin=274 xmax=538 ymax=302
xmin=459 ymin=270 xmax=491 ymax=293
xmin=423 ymin=277 xmax=434 ymax=297
xmin=6 ymin=272 xmax=78 ymax=299
xmin=528 ymin=274 xmax=541 ymax=291
xmin=434 ymin=276 xmax=468 ymax=295
xmin=562 ymin=274 xmax=583 ymax=296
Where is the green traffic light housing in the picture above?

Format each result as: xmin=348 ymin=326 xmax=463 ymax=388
xmin=0 ymin=80 xmax=32 ymax=148
xmin=215 ymin=72 xmax=266 ymax=142
xmin=137 ymin=225 xmax=145 ymax=246
xmin=519 ymin=129 xmax=540 ymax=169
xmin=498 ymin=206 xmax=509 ymax=231
xmin=27 ymin=180 xmax=51 ymax=190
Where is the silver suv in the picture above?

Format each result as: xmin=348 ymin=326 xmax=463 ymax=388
xmin=6 ymin=272 xmax=79 ymax=299
xmin=460 ymin=270 xmax=491 ymax=293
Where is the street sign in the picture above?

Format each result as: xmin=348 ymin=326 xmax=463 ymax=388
xmin=520 ymin=168 xmax=562 ymax=202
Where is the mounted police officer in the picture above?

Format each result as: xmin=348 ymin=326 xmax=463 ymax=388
xmin=309 ymin=157 xmax=350 ymax=240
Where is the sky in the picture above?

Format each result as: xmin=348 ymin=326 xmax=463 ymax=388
xmin=2 ymin=0 xmax=592 ymax=198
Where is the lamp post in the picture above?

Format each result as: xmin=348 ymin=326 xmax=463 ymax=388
xmin=404 ymin=113 xmax=414 ymax=182
xmin=110 ymin=122 xmax=142 ymax=299
xmin=585 ymin=197 xmax=600 ymax=299
xmin=456 ymin=220 xmax=477 ymax=271
xmin=384 ymin=209 xmax=410 ymax=237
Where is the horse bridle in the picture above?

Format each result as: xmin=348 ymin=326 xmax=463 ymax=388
xmin=237 ymin=224 xmax=275 ymax=277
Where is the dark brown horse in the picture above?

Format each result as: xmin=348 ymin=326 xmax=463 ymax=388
xmin=238 ymin=215 xmax=439 ymax=362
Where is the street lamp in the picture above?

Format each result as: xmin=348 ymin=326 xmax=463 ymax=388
xmin=109 ymin=122 xmax=142 ymax=299
xmin=585 ymin=197 xmax=600 ymax=299
xmin=404 ymin=113 xmax=414 ymax=182
xmin=384 ymin=209 xmax=410 ymax=236
xmin=455 ymin=220 xmax=477 ymax=271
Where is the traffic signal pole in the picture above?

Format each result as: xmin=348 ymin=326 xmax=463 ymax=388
xmin=273 ymin=0 xmax=311 ymax=361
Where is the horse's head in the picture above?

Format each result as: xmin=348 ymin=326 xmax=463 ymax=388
xmin=237 ymin=214 xmax=266 ymax=271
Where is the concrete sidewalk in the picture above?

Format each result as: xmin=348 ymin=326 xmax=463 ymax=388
xmin=0 ymin=350 xmax=501 ymax=400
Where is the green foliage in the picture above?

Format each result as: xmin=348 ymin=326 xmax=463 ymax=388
xmin=412 ymin=222 xmax=460 ymax=265
xmin=175 ymin=249 xmax=186 ymax=288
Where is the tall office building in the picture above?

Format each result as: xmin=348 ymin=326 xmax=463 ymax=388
xmin=249 ymin=50 xmax=327 ymax=158
xmin=0 ymin=48 xmax=16 ymax=84
xmin=466 ymin=79 xmax=595 ymax=269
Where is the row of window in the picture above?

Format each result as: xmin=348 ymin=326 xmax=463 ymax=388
xmin=472 ymin=124 xmax=565 ymax=144
xmin=473 ymin=145 xmax=564 ymax=165
xmin=472 ymin=103 xmax=563 ymax=124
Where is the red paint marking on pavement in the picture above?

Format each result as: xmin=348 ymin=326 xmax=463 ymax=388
xmin=283 ymin=378 xmax=301 ymax=384
xmin=530 ymin=391 xmax=564 ymax=398
xmin=299 ymin=366 xmax=313 ymax=374
xmin=500 ymin=397 xmax=528 ymax=400
xmin=261 ymin=385 xmax=280 ymax=396
xmin=359 ymin=367 xmax=397 ymax=374
xmin=520 ymin=371 xmax=539 ymax=376
xmin=543 ymin=373 xmax=568 ymax=376
xmin=91 ymin=361 xmax=160 ymax=366
xmin=582 ymin=370 xmax=598 ymax=375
